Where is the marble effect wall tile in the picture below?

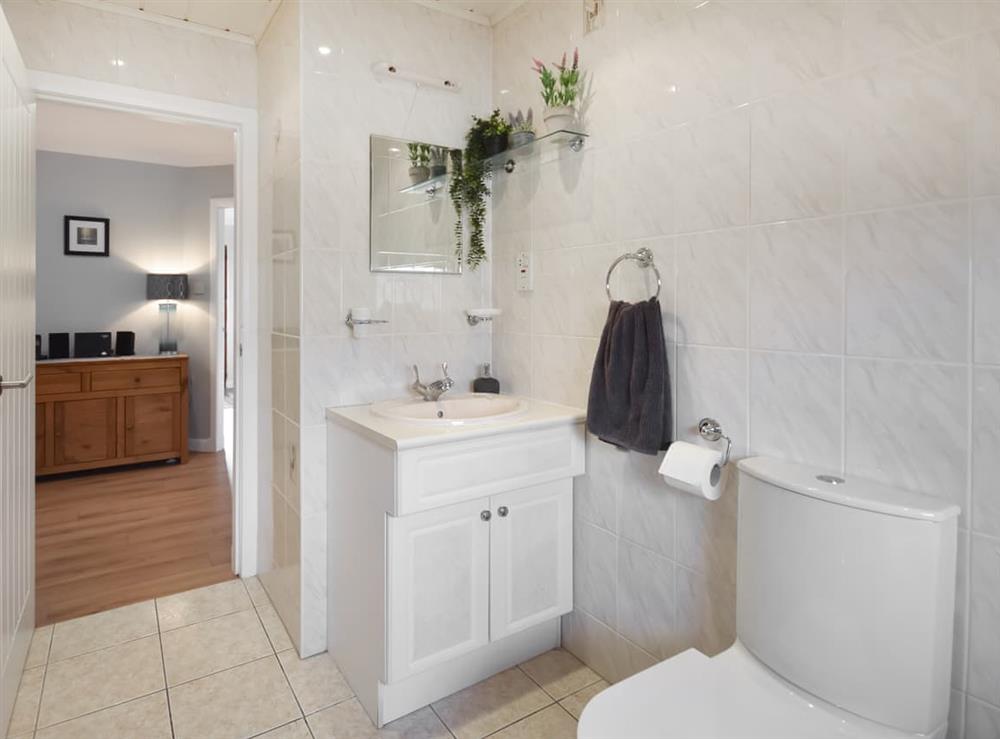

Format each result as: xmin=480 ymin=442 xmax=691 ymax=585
xmin=750 ymin=80 xmax=844 ymax=223
xmin=675 ymin=228 xmax=747 ymax=348
xmin=616 ymin=540 xmax=676 ymax=659
xmin=846 ymin=203 xmax=968 ymax=362
xmin=973 ymin=198 xmax=1000 ymax=364
xmin=750 ymin=351 xmax=842 ymax=472
xmin=973 ymin=368 xmax=1000 ymax=538
xmin=619 ymin=450 xmax=676 ymax=559
xmin=573 ymin=521 xmax=618 ymax=628
xmin=671 ymin=109 xmax=750 ymax=234
xmin=749 ymin=217 xmax=843 ymax=354
xmin=845 ymin=358 xmax=967 ymax=511
xmin=968 ymin=534 xmax=1000 ymax=706
xmin=843 ymin=40 xmax=969 ymax=212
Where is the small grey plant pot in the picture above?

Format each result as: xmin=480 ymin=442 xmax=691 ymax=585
xmin=509 ymin=131 xmax=536 ymax=149
xmin=408 ymin=165 xmax=430 ymax=184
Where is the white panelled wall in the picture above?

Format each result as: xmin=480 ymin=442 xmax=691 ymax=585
xmin=0 ymin=5 xmax=33 ymax=732
xmin=490 ymin=3 xmax=1000 ymax=738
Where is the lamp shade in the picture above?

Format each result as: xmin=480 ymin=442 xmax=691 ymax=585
xmin=146 ymin=273 xmax=189 ymax=300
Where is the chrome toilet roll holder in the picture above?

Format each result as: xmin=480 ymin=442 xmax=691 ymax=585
xmin=698 ymin=417 xmax=732 ymax=466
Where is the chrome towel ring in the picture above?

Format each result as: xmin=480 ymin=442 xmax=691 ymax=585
xmin=605 ymin=247 xmax=662 ymax=301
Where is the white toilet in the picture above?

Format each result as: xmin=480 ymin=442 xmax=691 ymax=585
xmin=579 ymin=456 xmax=959 ymax=739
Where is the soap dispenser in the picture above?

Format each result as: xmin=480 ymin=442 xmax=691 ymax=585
xmin=473 ymin=363 xmax=500 ymax=394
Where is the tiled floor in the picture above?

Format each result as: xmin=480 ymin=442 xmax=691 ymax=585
xmin=7 ymin=578 xmax=607 ymax=739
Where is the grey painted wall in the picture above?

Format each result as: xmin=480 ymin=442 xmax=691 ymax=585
xmin=36 ymin=151 xmax=233 ymax=441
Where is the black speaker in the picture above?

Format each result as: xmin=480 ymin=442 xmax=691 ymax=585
xmin=49 ymin=332 xmax=69 ymax=360
xmin=35 ymin=335 xmax=42 ymax=361
xmin=115 ymin=331 xmax=135 ymax=357
xmin=74 ymin=332 xmax=112 ymax=358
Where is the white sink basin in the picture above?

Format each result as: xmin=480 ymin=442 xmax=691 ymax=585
xmin=371 ymin=393 xmax=528 ymax=426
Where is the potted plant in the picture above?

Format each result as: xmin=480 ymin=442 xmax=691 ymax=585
xmin=429 ymin=145 xmax=448 ymax=178
xmin=407 ymin=142 xmax=431 ymax=184
xmin=508 ymin=108 xmax=535 ymax=149
xmin=532 ymin=48 xmax=582 ymax=132
xmin=449 ymin=110 xmax=510 ymax=269
xmin=478 ymin=109 xmax=511 ymax=157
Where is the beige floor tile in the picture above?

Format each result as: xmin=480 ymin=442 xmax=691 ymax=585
xmin=168 ymin=655 xmax=301 ymax=739
xmin=257 ymin=603 xmax=294 ymax=653
xmin=277 ymin=649 xmax=352 ymax=715
xmin=50 ymin=601 xmax=157 ymax=662
xmin=307 ymin=699 xmax=377 ymax=739
xmin=256 ymin=718 xmax=312 ymax=738
xmin=156 ymin=578 xmax=251 ymax=631
xmin=244 ymin=576 xmax=272 ymax=607
xmin=37 ymin=635 xmax=164 ymax=728
xmin=308 ymin=700 xmax=450 ymax=739
xmin=557 ymin=679 xmax=608 ymax=720
xmin=432 ymin=668 xmax=553 ymax=739
xmin=161 ymin=609 xmax=273 ymax=686
xmin=519 ymin=649 xmax=601 ymax=701
xmin=35 ymin=691 xmax=171 ymax=739
xmin=7 ymin=666 xmax=44 ymax=737
xmin=25 ymin=625 xmax=53 ymax=669
xmin=380 ymin=707 xmax=452 ymax=739
xmin=488 ymin=704 xmax=577 ymax=739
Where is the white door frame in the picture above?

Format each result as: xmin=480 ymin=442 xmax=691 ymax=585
xmin=209 ymin=196 xmax=235 ymax=453
xmin=27 ymin=71 xmax=260 ymax=577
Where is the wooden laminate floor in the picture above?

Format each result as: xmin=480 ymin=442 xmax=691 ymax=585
xmin=35 ymin=451 xmax=233 ymax=625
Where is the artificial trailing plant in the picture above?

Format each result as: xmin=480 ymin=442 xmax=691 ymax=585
xmin=532 ymin=48 xmax=582 ymax=108
xmin=449 ymin=110 xmax=511 ymax=269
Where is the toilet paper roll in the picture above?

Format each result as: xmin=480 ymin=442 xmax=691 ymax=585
xmin=658 ymin=441 xmax=724 ymax=500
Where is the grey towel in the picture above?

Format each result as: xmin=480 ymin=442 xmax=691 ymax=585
xmin=586 ymin=298 xmax=671 ymax=455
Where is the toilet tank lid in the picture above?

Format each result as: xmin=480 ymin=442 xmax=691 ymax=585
xmin=737 ymin=457 xmax=960 ymax=522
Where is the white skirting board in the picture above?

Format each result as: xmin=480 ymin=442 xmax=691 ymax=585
xmin=188 ymin=438 xmax=219 ymax=453
xmin=376 ymin=618 xmax=561 ymax=727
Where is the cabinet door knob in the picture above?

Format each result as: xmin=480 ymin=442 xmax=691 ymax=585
xmin=497 ymin=506 xmax=509 ymax=517
xmin=480 ymin=510 xmax=491 ymax=522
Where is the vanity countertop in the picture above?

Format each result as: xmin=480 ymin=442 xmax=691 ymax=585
xmin=326 ymin=396 xmax=585 ymax=451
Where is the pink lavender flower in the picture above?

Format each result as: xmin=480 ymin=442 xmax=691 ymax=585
xmin=572 ymin=47 xmax=579 ymax=71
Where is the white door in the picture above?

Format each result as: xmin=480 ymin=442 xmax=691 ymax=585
xmin=0 ymin=8 xmax=35 ymax=736
xmin=490 ymin=480 xmax=573 ymax=641
xmin=386 ymin=498 xmax=491 ymax=682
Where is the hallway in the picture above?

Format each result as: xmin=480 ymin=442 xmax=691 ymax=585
xmin=36 ymin=452 xmax=233 ymax=625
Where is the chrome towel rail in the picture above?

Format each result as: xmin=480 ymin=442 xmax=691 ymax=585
xmin=605 ymin=247 xmax=661 ymax=301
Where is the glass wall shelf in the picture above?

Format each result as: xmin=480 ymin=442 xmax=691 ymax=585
xmin=398 ymin=128 xmax=588 ymax=194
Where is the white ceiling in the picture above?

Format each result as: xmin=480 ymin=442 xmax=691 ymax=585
xmin=87 ymin=0 xmax=524 ymax=40
xmin=37 ymin=100 xmax=236 ymax=168
xmin=413 ymin=0 xmax=526 ymax=26
xmin=96 ymin=0 xmax=281 ymax=42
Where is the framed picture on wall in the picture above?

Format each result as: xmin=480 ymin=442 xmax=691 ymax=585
xmin=64 ymin=216 xmax=110 ymax=256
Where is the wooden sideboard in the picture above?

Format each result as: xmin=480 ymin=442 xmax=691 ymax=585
xmin=36 ymin=355 xmax=189 ymax=476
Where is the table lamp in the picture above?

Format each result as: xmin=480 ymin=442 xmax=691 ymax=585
xmin=146 ymin=273 xmax=188 ymax=354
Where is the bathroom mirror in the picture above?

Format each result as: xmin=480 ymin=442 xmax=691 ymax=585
xmin=370 ymin=134 xmax=461 ymax=274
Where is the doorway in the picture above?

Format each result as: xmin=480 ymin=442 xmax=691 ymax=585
xmin=32 ymin=100 xmax=242 ymax=623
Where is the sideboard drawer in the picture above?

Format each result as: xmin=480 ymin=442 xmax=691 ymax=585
xmin=92 ymin=366 xmax=180 ymax=391
xmin=36 ymin=371 xmax=83 ymax=396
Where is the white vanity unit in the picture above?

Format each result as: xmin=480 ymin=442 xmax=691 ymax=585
xmin=326 ymin=395 xmax=585 ymax=727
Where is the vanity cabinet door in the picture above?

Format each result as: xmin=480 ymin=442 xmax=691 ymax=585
xmin=489 ymin=479 xmax=573 ymax=641
xmin=386 ymin=497 xmax=491 ymax=683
